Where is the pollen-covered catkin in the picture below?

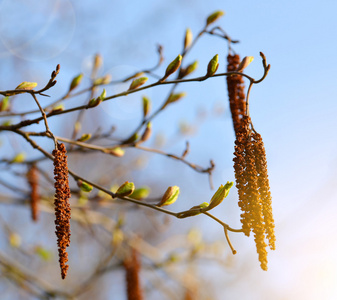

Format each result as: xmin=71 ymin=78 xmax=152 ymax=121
xmin=253 ymin=132 xmax=276 ymax=250
xmin=53 ymin=143 xmax=71 ymax=280
xmin=245 ymin=133 xmax=268 ymax=270
xmin=232 ymin=116 xmax=275 ymax=270
xmin=233 ymin=116 xmax=252 ymax=236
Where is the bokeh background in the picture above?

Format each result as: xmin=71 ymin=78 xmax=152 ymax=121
xmin=0 ymin=0 xmax=337 ymax=299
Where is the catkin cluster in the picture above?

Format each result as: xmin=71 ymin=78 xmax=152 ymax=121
xmin=124 ymin=250 xmax=143 ymax=300
xmin=27 ymin=164 xmax=39 ymax=222
xmin=233 ymin=116 xmax=275 ymax=270
xmin=227 ymin=54 xmax=247 ymax=136
xmin=52 ymin=143 xmax=71 ymax=279
xmin=227 ymin=54 xmax=275 ymax=270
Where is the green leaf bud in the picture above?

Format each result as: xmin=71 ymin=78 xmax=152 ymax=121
xmin=207 ymin=181 xmax=233 ymax=210
xmin=142 ymin=96 xmax=151 ymax=118
xmin=128 ymin=77 xmax=148 ymax=90
xmin=100 ymin=88 xmax=106 ymax=100
xmin=163 ymin=55 xmax=182 ymax=80
xmin=104 ymin=147 xmax=125 ymax=157
xmin=130 ymin=187 xmax=150 ymax=200
xmin=69 ymin=74 xmax=83 ymax=92
xmin=124 ymin=133 xmax=139 ymax=144
xmin=0 ymin=97 xmax=10 ymax=112
xmin=206 ymin=10 xmax=225 ymax=27
xmin=12 ymin=152 xmax=26 ymax=163
xmin=206 ymin=54 xmax=219 ymax=76
xmin=156 ymin=186 xmax=180 ymax=207
xmin=176 ymin=202 xmax=209 ymax=218
xmin=184 ymin=28 xmax=193 ymax=49
xmin=93 ymin=53 xmax=103 ymax=71
xmin=77 ymin=180 xmax=93 ymax=192
xmin=184 ymin=60 xmax=198 ymax=77
xmin=93 ymin=74 xmax=111 ymax=85
xmin=166 ymin=92 xmax=186 ymax=105
xmin=140 ymin=122 xmax=152 ymax=142
xmin=2 ymin=120 xmax=11 ymax=126
xmin=236 ymin=56 xmax=254 ymax=72
xmin=116 ymin=181 xmax=135 ymax=197
xmin=15 ymin=82 xmax=38 ymax=90
xmin=51 ymin=104 xmax=64 ymax=112
xmin=88 ymin=97 xmax=103 ymax=108
xmin=77 ymin=133 xmax=92 ymax=142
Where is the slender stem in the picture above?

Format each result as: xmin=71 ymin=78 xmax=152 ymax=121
xmin=30 ymin=93 xmax=57 ymax=148
xmin=224 ymin=227 xmax=237 ymax=255
xmin=203 ymin=211 xmax=243 ymax=233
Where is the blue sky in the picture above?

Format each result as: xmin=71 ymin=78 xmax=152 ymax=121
xmin=1 ymin=0 xmax=337 ymax=299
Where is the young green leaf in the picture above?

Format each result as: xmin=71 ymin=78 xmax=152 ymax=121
xmin=206 ymin=54 xmax=219 ymax=76
xmin=184 ymin=60 xmax=198 ymax=77
xmin=116 ymin=181 xmax=135 ymax=197
xmin=140 ymin=122 xmax=152 ymax=142
xmin=0 ymin=97 xmax=10 ymax=112
xmin=12 ymin=152 xmax=26 ymax=163
xmin=156 ymin=186 xmax=180 ymax=207
xmin=69 ymin=74 xmax=83 ymax=92
xmin=207 ymin=181 xmax=233 ymax=210
xmin=166 ymin=92 xmax=186 ymax=105
xmin=93 ymin=53 xmax=103 ymax=71
xmin=184 ymin=28 xmax=193 ymax=49
xmin=88 ymin=97 xmax=103 ymax=108
xmin=128 ymin=77 xmax=148 ymax=90
xmin=236 ymin=56 xmax=254 ymax=72
xmin=130 ymin=187 xmax=150 ymax=200
xmin=15 ymin=82 xmax=38 ymax=90
xmin=77 ymin=133 xmax=92 ymax=142
xmin=100 ymin=88 xmax=106 ymax=100
xmin=124 ymin=133 xmax=139 ymax=144
xmin=104 ymin=147 xmax=125 ymax=157
xmin=206 ymin=10 xmax=225 ymax=26
xmin=93 ymin=74 xmax=111 ymax=85
xmin=51 ymin=104 xmax=64 ymax=112
xmin=77 ymin=180 xmax=93 ymax=193
xmin=163 ymin=55 xmax=182 ymax=80
xmin=176 ymin=202 xmax=209 ymax=218
xmin=142 ymin=96 xmax=151 ymax=117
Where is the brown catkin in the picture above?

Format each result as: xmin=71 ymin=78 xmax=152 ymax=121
xmin=124 ymin=250 xmax=143 ymax=300
xmin=27 ymin=164 xmax=39 ymax=222
xmin=227 ymin=54 xmax=247 ymax=136
xmin=52 ymin=143 xmax=71 ymax=280
xmin=233 ymin=116 xmax=252 ymax=236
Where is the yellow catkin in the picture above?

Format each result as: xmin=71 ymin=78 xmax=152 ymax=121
xmin=233 ymin=116 xmax=275 ymax=270
xmin=253 ymin=133 xmax=276 ymax=250
xmin=245 ymin=133 xmax=268 ymax=270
